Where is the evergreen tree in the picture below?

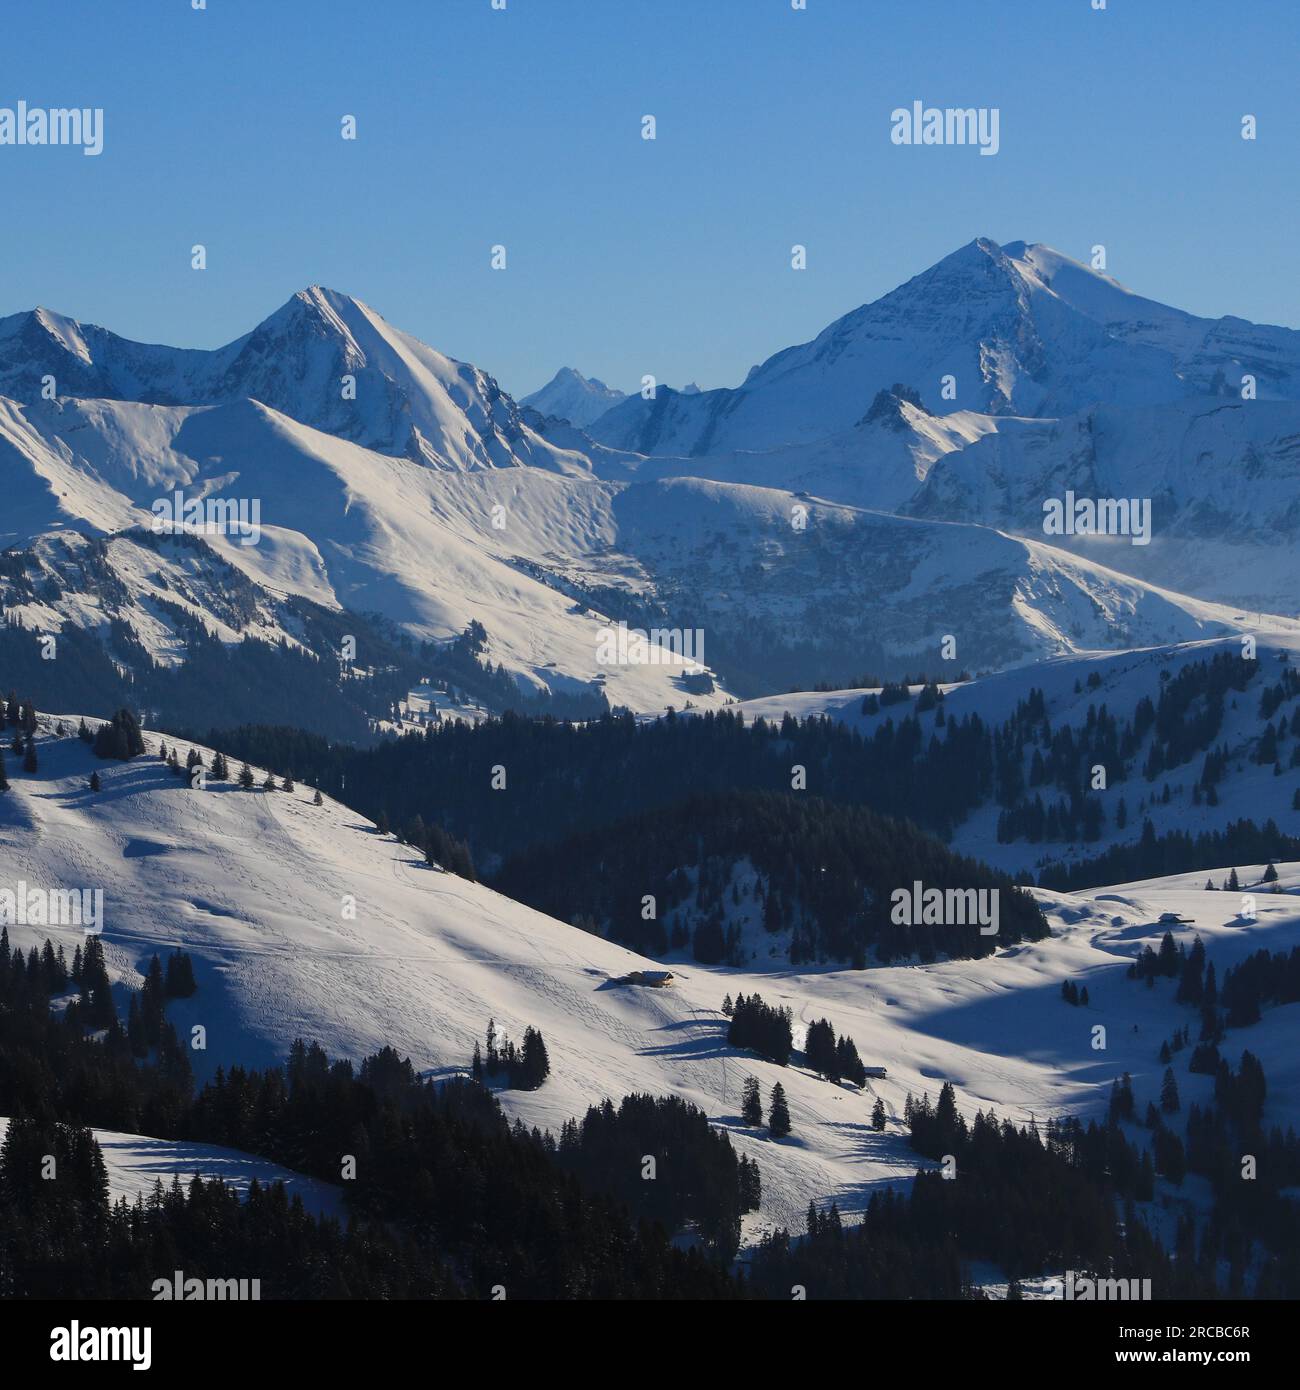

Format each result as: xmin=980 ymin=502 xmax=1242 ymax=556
xmin=871 ymin=1097 xmax=886 ymax=1132
xmin=89 ymin=771 xmax=101 ymax=792
xmin=1160 ymin=1067 xmax=1180 ymax=1114
xmin=518 ymin=1026 xmax=551 ymax=1090
xmin=768 ymin=1083 xmax=791 ymax=1138
xmin=238 ymin=761 xmax=255 ymax=790
xmin=741 ymin=1076 xmax=763 ymax=1126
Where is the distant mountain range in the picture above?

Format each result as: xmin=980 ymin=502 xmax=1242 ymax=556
xmin=1 ymin=239 xmax=1295 ymax=728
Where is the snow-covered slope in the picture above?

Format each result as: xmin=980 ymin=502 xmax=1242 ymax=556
xmin=521 ymin=367 xmax=627 ymax=428
xmin=0 ymin=1116 xmax=340 ymax=1218
xmin=716 ymin=634 xmax=1300 ymax=877
xmin=3 ymin=717 xmax=1298 ymax=1240
xmin=907 ymin=396 xmax=1300 ymax=615
xmin=7 ymin=382 xmax=1277 ymax=710
xmin=588 ymin=238 xmax=1300 ymax=455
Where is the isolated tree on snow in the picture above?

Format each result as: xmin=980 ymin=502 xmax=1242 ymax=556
xmin=768 ymin=1082 xmax=791 ymax=1138
xmin=1263 ymin=861 xmax=1278 ymax=883
xmin=282 ymin=772 xmax=295 ymax=792
xmin=1227 ymin=867 xmax=1240 ymax=892
xmin=262 ymin=772 xmax=276 ymax=791
xmin=871 ymin=1097 xmax=886 ymax=1132
xmin=89 ymin=771 xmax=101 ymax=792
xmin=518 ymin=1027 xmax=550 ymax=1090
xmin=313 ymin=788 xmax=323 ymax=806
xmin=238 ymin=761 xmax=255 ymax=790
xmin=741 ymin=1075 xmax=763 ymax=1126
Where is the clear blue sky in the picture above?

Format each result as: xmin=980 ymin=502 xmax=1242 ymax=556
xmin=2 ymin=0 xmax=1297 ymax=397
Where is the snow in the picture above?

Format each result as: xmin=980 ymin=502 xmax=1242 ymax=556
xmin=0 ymin=1117 xmax=342 ymax=1219
xmin=4 ymin=717 xmax=1298 ymax=1243
xmin=712 ymin=634 xmax=1300 ymax=877
xmin=520 ymin=367 xmax=627 ymax=429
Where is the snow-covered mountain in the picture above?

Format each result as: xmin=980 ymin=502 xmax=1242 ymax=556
xmin=2 ymin=248 xmax=1296 ymax=715
xmin=587 ymin=238 xmax=1300 ymax=456
xmin=0 ymin=288 xmax=588 ymax=474
xmin=521 ymin=367 xmax=627 ymax=428
xmin=4 ymin=715 xmax=1298 ymax=1240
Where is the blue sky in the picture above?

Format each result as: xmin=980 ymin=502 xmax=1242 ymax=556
xmin=1 ymin=0 xmax=1297 ymax=397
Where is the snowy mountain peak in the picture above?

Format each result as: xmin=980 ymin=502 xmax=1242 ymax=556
xmin=521 ymin=366 xmax=627 ymax=428
xmin=589 ymin=237 xmax=1300 ymax=455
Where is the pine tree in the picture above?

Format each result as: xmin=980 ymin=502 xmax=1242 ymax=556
xmin=238 ymin=762 xmax=255 ymax=790
xmin=1263 ymin=861 xmax=1278 ymax=883
xmin=262 ymin=772 xmax=276 ymax=791
xmin=89 ymin=771 xmax=101 ymax=792
xmin=313 ymin=788 xmax=324 ymax=806
xmin=282 ymin=773 xmax=295 ymax=792
xmin=741 ymin=1075 xmax=763 ymax=1126
xmin=1227 ymin=867 xmax=1240 ymax=891
xmin=1160 ymin=1067 xmax=1180 ymax=1114
xmin=768 ymin=1082 xmax=791 ymax=1138
xmin=871 ymin=1097 xmax=886 ymax=1131
xmin=518 ymin=1027 xmax=550 ymax=1090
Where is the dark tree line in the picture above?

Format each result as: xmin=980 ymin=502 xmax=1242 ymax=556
xmin=497 ymin=791 xmax=1047 ymax=967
